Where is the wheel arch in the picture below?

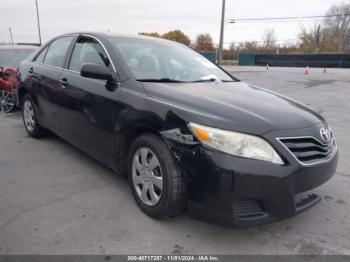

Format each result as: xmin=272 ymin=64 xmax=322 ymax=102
xmin=18 ymin=85 xmax=29 ymax=105
xmin=116 ymin=125 xmax=161 ymax=175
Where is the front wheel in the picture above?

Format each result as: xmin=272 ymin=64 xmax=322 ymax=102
xmin=128 ymin=133 xmax=187 ymax=219
xmin=22 ymin=94 xmax=47 ymax=138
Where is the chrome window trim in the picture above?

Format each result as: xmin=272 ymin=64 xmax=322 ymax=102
xmin=33 ymin=62 xmax=63 ymax=71
xmin=31 ymin=34 xmax=117 ymax=75
xmin=80 ymin=34 xmax=117 ymax=73
xmin=63 ymin=68 xmax=79 ymax=74
xmin=61 ymin=68 xmax=111 ymax=85
xmin=276 ymin=136 xmax=337 ymax=167
xmin=32 ymin=34 xmax=76 ymax=68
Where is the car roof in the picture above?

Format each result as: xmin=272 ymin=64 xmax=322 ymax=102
xmin=60 ymin=31 xmax=181 ymax=45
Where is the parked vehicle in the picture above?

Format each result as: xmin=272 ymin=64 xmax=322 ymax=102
xmin=18 ymin=33 xmax=338 ymax=227
xmin=0 ymin=45 xmax=36 ymax=112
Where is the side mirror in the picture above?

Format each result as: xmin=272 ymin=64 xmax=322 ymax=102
xmin=80 ymin=63 xmax=114 ymax=81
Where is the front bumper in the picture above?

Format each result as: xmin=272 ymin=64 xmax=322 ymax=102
xmin=172 ymin=128 xmax=338 ymax=227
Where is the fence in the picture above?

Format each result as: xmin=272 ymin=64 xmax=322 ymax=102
xmin=200 ymin=52 xmax=217 ymax=63
xmin=238 ymin=53 xmax=350 ymax=68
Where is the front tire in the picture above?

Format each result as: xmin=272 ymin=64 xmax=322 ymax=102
xmin=22 ymin=94 xmax=47 ymax=138
xmin=128 ymin=133 xmax=187 ymax=219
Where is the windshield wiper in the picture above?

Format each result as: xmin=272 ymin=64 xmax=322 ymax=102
xmin=137 ymin=78 xmax=235 ymax=83
xmin=191 ymin=78 xmax=217 ymax=83
xmin=191 ymin=79 xmax=236 ymax=83
xmin=137 ymin=78 xmax=185 ymax=83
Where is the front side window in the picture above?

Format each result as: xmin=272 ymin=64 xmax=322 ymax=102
xmin=44 ymin=36 xmax=73 ymax=68
xmin=112 ymin=38 xmax=234 ymax=82
xmin=69 ymin=38 xmax=109 ymax=73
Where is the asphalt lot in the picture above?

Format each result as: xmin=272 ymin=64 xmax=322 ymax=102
xmin=0 ymin=66 xmax=349 ymax=255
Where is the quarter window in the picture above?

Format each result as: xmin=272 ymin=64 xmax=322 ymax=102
xmin=69 ymin=38 xmax=110 ymax=72
xmin=34 ymin=46 xmax=48 ymax=63
xmin=43 ymin=36 xmax=73 ymax=68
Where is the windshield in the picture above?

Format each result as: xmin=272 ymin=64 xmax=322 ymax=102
xmin=0 ymin=49 xmax=34 ymax=67
xmin=112 ymin=38 xmax=234 ymax=83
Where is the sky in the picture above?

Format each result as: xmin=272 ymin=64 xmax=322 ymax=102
xmin=0 ymin=0 xmax=347 ymax=47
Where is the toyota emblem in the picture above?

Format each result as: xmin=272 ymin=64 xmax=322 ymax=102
xmin=320 ymin=128 xmax=331 ymax=142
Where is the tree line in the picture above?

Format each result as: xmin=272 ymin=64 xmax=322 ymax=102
xmin=140 ymin=1 xmax=349 ymax=60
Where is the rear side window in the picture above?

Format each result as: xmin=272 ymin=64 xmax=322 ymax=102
xmin=69 ymin=38 xmax=109 ymax=73
xmin=43 ymin=36 xmax=73 ymax=68
xmin=34 ymin=46 xmax=48 ymax=63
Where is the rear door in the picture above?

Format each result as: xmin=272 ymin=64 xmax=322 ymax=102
xmin=56 ymin=35 xmax=122 ymax=168
xmin=29 ymin=36 xmax=74 ymax=130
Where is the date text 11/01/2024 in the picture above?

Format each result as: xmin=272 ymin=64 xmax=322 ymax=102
xmin=127 ymin=255 xmax=219 ymax=261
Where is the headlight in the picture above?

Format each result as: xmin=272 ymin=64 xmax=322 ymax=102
xmin=188 ymin=123 xmax=284 ymax=165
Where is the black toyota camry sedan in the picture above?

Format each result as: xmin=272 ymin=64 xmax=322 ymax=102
xmin=18 ymin=32 xmax=338 ymax=227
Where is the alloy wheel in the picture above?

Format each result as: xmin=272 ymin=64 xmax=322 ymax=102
xmin=23 ymin=100 xmax=35 ymax=132
xmin=0 ymin=90 xmax=15 ymax=113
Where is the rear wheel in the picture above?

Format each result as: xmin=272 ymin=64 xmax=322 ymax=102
xmin=128 ymin=133 xmax=187 ymax=218
xmin=0 ymin=90 xmax=15 ymax=113
xmin=22 ymin=94 xmax=47 ymax=138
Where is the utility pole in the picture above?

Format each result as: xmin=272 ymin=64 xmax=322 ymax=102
xmin=218 ymin=0 xmax=226 ymax=65
xmin=315 ymin=24 xmax=321 ymax=54
xmin=8 ymin=27 xmax=14 ymax=44
xmin=339 ymin=32 xmax=349 ymax=53
xmin=35 ymin=0 xmax=42 ymax=45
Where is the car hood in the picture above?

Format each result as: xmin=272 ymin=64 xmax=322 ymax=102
xmin=142 ymin=81 xmax=324 ymax=135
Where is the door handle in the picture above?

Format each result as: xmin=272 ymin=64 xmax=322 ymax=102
xmin=28 ymin=67 xmax=40 ymax=81
xmin=59 ymin=78 xmax=69 ymax=88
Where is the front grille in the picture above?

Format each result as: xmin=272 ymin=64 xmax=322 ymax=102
xmin=278 ymin=135 xmax=336 ymax=165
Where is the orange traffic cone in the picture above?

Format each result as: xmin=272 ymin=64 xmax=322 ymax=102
xmin=304 ymin=65 xmax=309 ymax=75
xmin=323 ymin=67 xmax=327 ymax=74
